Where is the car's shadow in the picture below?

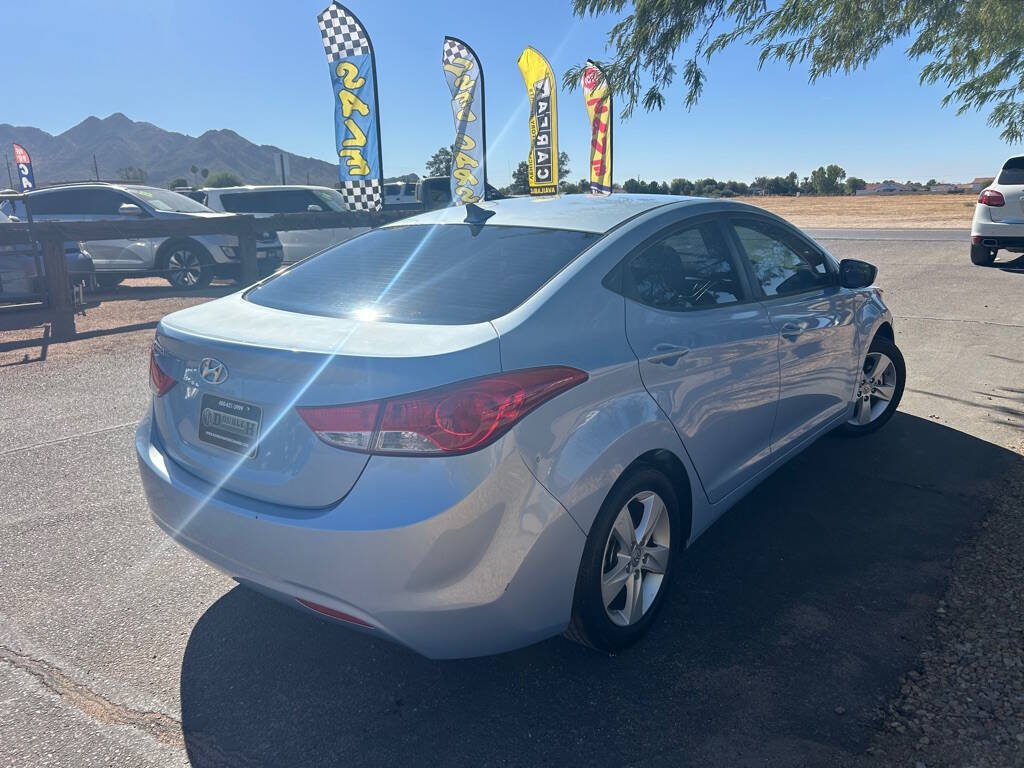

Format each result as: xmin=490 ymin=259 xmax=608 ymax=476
xmin=996 ymin=253 xmax=1024 ymax=273
xmin=179 ymin=412 xmax=1022 ymax=768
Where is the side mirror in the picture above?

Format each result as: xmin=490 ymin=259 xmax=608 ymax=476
xmin=118 ymin=203 xmax=145 ymax=217
xmin=307 ymin=204 xmax=323 ymax=213
xmin=839 ymin=258 xmax=877 ymax=289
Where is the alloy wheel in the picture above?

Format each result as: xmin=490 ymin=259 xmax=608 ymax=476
xmin=600 ymin=490 xmax=671 ymax=627
xmin=849 ymin=351 xmax=897 ymax=426
xmin=167 ymin=249 xmax=203 ymax=287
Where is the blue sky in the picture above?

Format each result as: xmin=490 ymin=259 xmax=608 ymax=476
xmin=5 ymin=0 xmax=1016 ymax=185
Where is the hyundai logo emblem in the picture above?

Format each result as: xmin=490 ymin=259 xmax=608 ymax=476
xmin=199 ymin=357 xmax=228 ymax=385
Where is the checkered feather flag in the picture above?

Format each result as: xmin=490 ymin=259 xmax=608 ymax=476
xmin=317 ymin=3 xmax=370 ymax=62
xmin=442 ymin=36 xmax=487 ymax=204
xmin=442 ymin=38 xmax=471 ymax=67
xmin=316 ymin=3 xmax=383 ymax=211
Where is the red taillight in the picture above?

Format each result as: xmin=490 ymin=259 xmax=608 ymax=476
xmin=297 ymin=366 xmax=588 ymax=456
xmin=149 ymin=348 xmax=176 ymax=397
xmin=978 ymin=189 xmax=1005 ymax=206
xmin=296 ymin=598 xmax=374 ymax=628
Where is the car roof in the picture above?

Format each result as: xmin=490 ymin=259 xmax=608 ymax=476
xmin=25 ymin=182 xmax=160 ymax=195
xmin=386 ymin=194 xmax=711 ymax=234
xmin=202 ymin=185 xmax=338 ymax=193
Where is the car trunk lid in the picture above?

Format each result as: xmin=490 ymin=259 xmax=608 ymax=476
xmin=151 ymin=293 xmax=500 ymax=508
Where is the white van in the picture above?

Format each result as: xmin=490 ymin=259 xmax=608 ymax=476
xmin=201 ymin=185 xmax=369 ymax=264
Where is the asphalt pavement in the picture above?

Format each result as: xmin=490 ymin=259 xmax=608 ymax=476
xmin=1 ymin=229 xmax=1022 ymax=767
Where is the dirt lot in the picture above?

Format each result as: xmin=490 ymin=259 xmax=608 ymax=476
xmin=1 ymin=235 xmax=1022 ymax=767
xmin=737 ymin=193 xmax=976 ymax=229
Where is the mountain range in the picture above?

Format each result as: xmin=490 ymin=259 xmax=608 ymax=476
xmin=0 ymin=113 xmax=347 ymax=189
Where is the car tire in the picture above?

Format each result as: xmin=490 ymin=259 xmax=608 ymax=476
xmin=163 ymin=241 xmax=213 ymax=290
xmin=565 ymin=467 xmax=681 ymax=652
xmin=838 ymin=335 xmax=906 ymax=437
xmin=970 ymin=243 xmax=997 ymax=266
xmin=95 ymin=274 xmax=123 ymax=290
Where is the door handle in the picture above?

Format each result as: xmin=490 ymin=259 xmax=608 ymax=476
xmin=779 ymin=322 xmax=804 ymax=340
xmin=648 ymin=344 xmax=690 ymax=365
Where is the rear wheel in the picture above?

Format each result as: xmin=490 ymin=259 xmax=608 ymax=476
xmin=838 ymin=335 xmax=905 ymax=437
xmin=164 ymin=241 xmax=213 ymax=289
xmin=566 ymin=467 xmax=680 ymax=652
xmin=970 ymin=243 xmax=997 ymax=266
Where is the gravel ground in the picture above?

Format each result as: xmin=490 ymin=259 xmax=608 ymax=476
xmin=2 ymin=236 xmax=1023 ymax=766
xmin=868 ymin=437 xmax=1024 ymax=768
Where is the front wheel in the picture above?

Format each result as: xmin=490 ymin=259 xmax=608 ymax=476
xmin=164 ymin=242 xmax=213 ymax=290
xmin=838 ymin=335 xmax=906 ymax=437
xmin=565 ymin=467 xmax=680 ymax=652
xmin=970 ymin=243 xmax=997 ymax=266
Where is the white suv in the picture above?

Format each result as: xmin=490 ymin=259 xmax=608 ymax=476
xmin=200 ymin=185 xmax=368 ymax=264
xmin=971 ymin=156 xmax=1024 ymax=266
xmin=8 ymin=183 xmax=283 ymax=288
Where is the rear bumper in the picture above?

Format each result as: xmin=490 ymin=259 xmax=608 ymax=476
xmin=136 ymin=412 xmax=585 ymax=659
xmin=971 ymin=208 xmax=1024 ymax=249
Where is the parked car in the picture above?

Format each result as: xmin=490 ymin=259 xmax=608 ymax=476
xmin=139 ymin=194 xmax=904 ymax=659
xmin=0 ymin=208 xmax=95 ymax=301
xmin=971 ymin=155 xmax=1024 ymax=265
xmin=200 ymin=185 xmax=369 ymax=264
xmin=383 ymin=180 xmax=418 ymax=207
xmin=6 ymin=183 xmax=282 ymax=289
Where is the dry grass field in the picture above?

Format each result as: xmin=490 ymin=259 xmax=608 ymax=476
xmin=734 ymin=193 xmax=976 ymax=229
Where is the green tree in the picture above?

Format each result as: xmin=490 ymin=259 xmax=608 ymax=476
xmin=845 ymin=176 xmax=867 ymax=194
xmin=809 ymin=164 xmax=847 ymax=195
xmin=509 ymin=161 xmax=530 ymax=195
xmin=425 ymin=145 xmax=454 ymax=177
xmin=168 ymin=177 xmax=189 ymax=190
xmin=926 ymin=178 xmax=939 ymax=187
xmin=622 ymin=177 xmax=643 ymax=193
xmin=204 ymin=171 xmax=243 ymax=188
xmin=564 ymin=0 xmax=1024 ymax=141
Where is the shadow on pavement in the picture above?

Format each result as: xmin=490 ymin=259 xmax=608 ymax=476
xmin=179 ymin=413 xmax=1022 ymax=768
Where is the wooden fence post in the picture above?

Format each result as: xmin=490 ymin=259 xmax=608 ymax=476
xmin=237 ymin=219 xmax=259 ymax=287
xmin=41 ymin=238 xmax=75 ymax=340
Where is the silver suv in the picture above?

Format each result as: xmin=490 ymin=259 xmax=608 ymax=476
xmin=200 ymin=185 xmax=368 ymax=264
xmin=4 ymin=183 xmax=282 ymax=289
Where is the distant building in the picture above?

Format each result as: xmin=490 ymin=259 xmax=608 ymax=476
xmin=927 ymin=183 xmax=965 ymax=194
xmin=856 ymin=182 xmax=914 ymax=196
xmin=970 ymin=176 xmax=995 ymax=192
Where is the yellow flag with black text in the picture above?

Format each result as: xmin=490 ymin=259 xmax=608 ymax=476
xmin=517 ymin=47 xmax=558 ymax=196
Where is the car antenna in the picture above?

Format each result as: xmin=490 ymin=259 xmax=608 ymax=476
xmin=463 ymin=202 xmax=495 ymax=225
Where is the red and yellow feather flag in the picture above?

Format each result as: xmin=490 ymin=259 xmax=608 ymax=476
xmin=582 ymin=61 xmax=612 ymax=195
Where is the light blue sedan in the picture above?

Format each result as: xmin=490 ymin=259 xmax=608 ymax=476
xmin=138 ymin=194 xmax=905 ymax=658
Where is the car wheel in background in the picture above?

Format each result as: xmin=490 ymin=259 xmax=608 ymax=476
xmin=164 ymin=241 xmax=213 ymax=289
xmin=970 ymin=243 xmax=997 ymax=266
xmin=839 ymin=335 xmax=906 ymax=437
xmin=566 ymin=467 xmax=681 ymax=652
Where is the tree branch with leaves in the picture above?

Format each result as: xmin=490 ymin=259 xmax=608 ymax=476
xmin=564 ymin=0 xmax=1024 ymax=141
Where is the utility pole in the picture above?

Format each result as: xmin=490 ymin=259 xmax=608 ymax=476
xmin=93 ymin=154 xmax=100 ymax=181
xmin=4 ymin=154 xmax=13 ymax=189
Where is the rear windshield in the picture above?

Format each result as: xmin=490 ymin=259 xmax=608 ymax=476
xmin=246 ymin=224 xmax=599 ymax=324
xmin=998 ymin=157 xmax=1024 ymax=185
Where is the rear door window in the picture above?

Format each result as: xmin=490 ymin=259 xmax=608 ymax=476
xmin=246 ymin=224 xmax=600 ymax=324
xmin=625 ymin=222 xmax=745 ymax=311
xmin=220 ymin=190 xmax=321 ymax=213
xmin=998 ymin=157 xmax=1024 ymax=185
